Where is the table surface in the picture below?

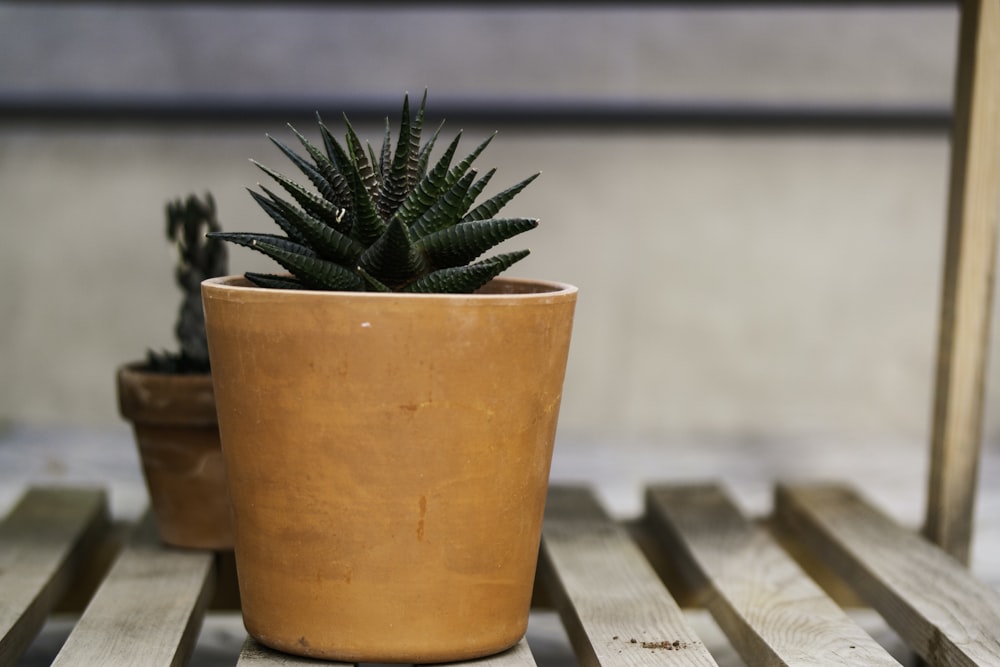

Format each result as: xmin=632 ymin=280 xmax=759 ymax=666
xmin=3 ymin=423 xmax=998 ymax=666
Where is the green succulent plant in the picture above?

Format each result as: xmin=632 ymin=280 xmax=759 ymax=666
xmin=209 ymin=92 xmax=539 ymax=293
xmin=147 ymin=193 xmax=228 ymax=373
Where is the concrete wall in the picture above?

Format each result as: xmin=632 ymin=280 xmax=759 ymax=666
xmin=5 ymin=5 xmax=997 ymax=446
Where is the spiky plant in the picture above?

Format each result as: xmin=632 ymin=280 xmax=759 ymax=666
xmin=147 ymin=193 xmax=228 ymax=373
xmin=209 ymin=92 xmax=539 ymax=293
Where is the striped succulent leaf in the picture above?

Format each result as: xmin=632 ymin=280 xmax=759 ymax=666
xmin=209 ymin=92 xmax=538 ymax=293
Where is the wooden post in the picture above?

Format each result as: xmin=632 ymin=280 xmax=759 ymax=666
xmin=924 ymin=0 xmax=1000 ymax=565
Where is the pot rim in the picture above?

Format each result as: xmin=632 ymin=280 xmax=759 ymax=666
xmin=117 ymin=360 xmax=212 ymax=383
xmin=116 ymin=361 xmax=217 ymax=425
xmin=202 ymin=275 xmax=577 ymax=303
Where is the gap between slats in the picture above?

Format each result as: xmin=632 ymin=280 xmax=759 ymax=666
xmin=539 ymin=485 xmax=720 ymax=666
xmin=0 ymin=487 xmax=110 ymax=666
xmin=643 ymin=483 xmax=900 ymax=666
xmin=50 ymin=509 xmax=216 ymax=667
xmin=776 ymin=484 xmax=1000 ymax=667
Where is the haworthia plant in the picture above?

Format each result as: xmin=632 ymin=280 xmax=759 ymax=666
xmin=209 ymin=91 xmax=539 ymax=293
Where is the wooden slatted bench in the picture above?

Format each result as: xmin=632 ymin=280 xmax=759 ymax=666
xmin=4 ymin=2 xmax=1000 ymax=666
xmin=3 ymin=484 xmax=999 ymax=666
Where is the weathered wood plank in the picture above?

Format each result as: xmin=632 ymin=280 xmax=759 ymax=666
xmin=644 ymin=484 xmax=900 ymax=666
xmin=539 ymin=486 xmax=718 ymax=667
xmin=777 ymin=484 xmax=1000 ymax=667
xmin=480 ymin=638 xmax=536 ymax=667
xmin=0 ymin=487 xmax=110 ymax=666
xmin=50 ymin=510 xmax=215 ymax=667
xmin=925 ymin=0 xmax=1000 ymax=564
xmin=432 ymin=638 xmax=537 ymax=667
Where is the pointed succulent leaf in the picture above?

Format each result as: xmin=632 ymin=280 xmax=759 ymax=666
xmin=317 ymin=115 xmax=345 ymax=167
xmin=267 ymin=133 xmax=338 ymax=206
xmin=257 ymin=183 xmax=344 ymax=233
xmin=255 ymin=188 xmax=363 ymax=264
xmin=458 ymin=168 xmax=496 ymax=220
xmin=343 ymin=114 xmax=379 ymax=197
xmin=325 ymin=126 xmax=386 ymax=246
xmin=290 ymin=125 xmax=352 ymax=208
xmin=443 ymin=132 xmax=495 ymax=190
xmin=252 ymin=240 xmax=364 ymax=291
xmin=403 ymin=250 xmax=530 ymax=294
xmin=462 ymin=172 xmax=540 ymax=222
xmin=207 ymin=231 xmax=317 ymax=259
xmin=246 ymin=189 xmax=311 ymax=246
xmin=379 ymin=117 xmax=392 ymax=177
xmin=367 ymin=142 xmax=381 ymax=180
xmin=393 ymin=131 xmax=462 ymax=226
xmin=417 ymin=218 xmax=539 ymax=269
xmin=358 ymin=217 xmax=424 ymax=286
xmin=378 ymin=93 xmax=416 ymax=220
xmin=416 ymin=120 xmax=444 ymax=180
xmin=315 ymin=116 xmax=365 ymax=216
xmin=253 ymin=160 xmax=344 ymax=224
xmin=409 ymin=169 xmax=478 ymax=239
xmin=357 ymin=266 xmax=393 ymax=292
xmin=244 ymin=272 xmax=306 ymax=290
xmin=408 ymin=90 xmax=427 ymax=185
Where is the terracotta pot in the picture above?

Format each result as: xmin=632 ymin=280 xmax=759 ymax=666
xmin=117 ymin=362 xmax=234 ymax=550
xmin=202 ymin=275 xmax=577 ymax=662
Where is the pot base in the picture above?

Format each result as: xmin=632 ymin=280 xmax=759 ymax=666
xmin=249 ymin=624 xmax=525 ymax=663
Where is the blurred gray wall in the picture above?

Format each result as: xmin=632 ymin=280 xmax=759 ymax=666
xmin=4 ymin=4 xmax=996 ymax=446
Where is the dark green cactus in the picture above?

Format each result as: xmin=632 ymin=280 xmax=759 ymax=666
xmin=146 ymin=193 xmax=228 ymax=373
xmin=209 ymin=92 xmax=539 ymax=293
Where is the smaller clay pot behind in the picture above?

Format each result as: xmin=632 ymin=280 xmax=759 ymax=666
xmin=118 ymin=363 xmax=233 ymax=550
xmin=117 ymin=192 xmax=232 ymax=550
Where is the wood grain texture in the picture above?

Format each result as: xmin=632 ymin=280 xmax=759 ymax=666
xmin=645 ymin=484 xmax=900 ymax=666
xmin=431 ymin=638 xmax=538 ymax=667
xmin=50 ymin=510 xmax=215 ymax=667
xmin=925 ymin=0 xmax=1000 ymax=565
xmin=777 ymin=484 xmax=1000 ymax=667
xmin=0 ymin=487 xmax=110 ymax=666
xmin=539 ymin=486 xmax=719 ymax=667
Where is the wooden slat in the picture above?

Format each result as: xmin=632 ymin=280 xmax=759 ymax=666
xmin=0 ymin=487 xmax=110 ymax=665
xmin=644 ymin=484 xmax=900 ymax=666
xmin=431 ymin=638 xmax=537 ymax=667
xmin=777 ymin=484 xmax=1000 ymax=667
xmin=539 ymin=486 xmax=719 ymax=667
xmin=50 ymin=509 xmax=216 ymax=667
xmin=925 ymin=0 xmax=1000 ymax=564
xmin=470 ymin=638 xmax=537 ymax=667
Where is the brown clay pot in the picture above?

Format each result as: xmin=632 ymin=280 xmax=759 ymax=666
xmin=117 ymin=362 xmax=234 ymax=550
xmin=202 ymin=275 xmax=577 ymax=662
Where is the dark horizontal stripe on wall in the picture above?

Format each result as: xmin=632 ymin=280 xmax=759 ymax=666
xmin=0 ymin=92 xmax=951 ymax=134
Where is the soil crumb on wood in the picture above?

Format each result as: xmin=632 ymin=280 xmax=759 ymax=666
xmin=641 ymin=640 xmax=688 ymax=650
xmin=614 ymin=637 xmax=690 ymax=651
